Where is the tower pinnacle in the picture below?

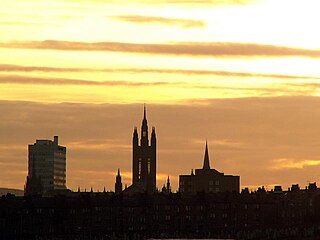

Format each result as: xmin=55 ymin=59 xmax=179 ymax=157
xmin=141 ymin=105 xmax=149 ymax=144
xmin=203 ymin=140 xmax=211 ymax=170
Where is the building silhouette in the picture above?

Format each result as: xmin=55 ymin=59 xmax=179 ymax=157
xmin=25 ymin=136 xmax=66 ymax=195
xmin=161 ymin=176 xmax=171 ymax=194
xmin=124 ymin=106 xmax=156 ymax=194
xmin=115 ymin=168 xmax=122 ymax=194
xmin=179 ymin=141 xmax=239 ymax=194
xmin=24 ymin=161 xmax=42 ymax=196
xmin=4 ymin=184 xmax=320 ymax=239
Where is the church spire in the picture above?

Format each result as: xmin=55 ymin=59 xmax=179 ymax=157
xmin=115 ymin=168 xmax=122 ymax=194
xmin=203 ymin=140 xmax=211 ymax=170
xmin=141 ymin=104 xmax=149 ymax=145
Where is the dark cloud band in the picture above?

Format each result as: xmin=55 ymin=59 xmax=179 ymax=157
xmin=1 ymin=40 xmax=320 ymax=58
xmin=0 ymin=64 xmax=319 ymax=81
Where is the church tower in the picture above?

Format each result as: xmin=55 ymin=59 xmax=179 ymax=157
xmin=132 ymin=105 xmax=156 ymax=193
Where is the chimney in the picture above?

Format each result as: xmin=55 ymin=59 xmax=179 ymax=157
xmin=54 ymin=136 xmax=59 ymax=145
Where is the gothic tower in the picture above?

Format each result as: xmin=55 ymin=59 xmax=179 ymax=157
xmin=132 ymin=106 xmax=156 ymax=193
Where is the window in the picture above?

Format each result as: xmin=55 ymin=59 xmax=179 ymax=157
xmin=148 ymin=158 xmax=151 ymax=174
xmin=138 ymin=161 xmax=141 ymax=179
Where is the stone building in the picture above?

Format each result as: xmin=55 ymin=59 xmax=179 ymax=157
xmin=124 ymin=106 xmax=157 ymax=194
xmin=179 ymin=142 xmax=239 ymax=194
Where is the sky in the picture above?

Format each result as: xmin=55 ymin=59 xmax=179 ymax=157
xmin=1 ymin=0 xmax=320 ymax=192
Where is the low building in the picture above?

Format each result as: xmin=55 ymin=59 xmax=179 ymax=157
xmin=179 ymin=142 xmax=239 ymax=194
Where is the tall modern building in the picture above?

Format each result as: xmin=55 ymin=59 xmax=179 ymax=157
xmin=25 ymin=136 xmax=66 ymax=195
xmin=179 ymin=141 xmax=239 ymax=194
xmin=124 ymin=106 xmax=157 ymax=194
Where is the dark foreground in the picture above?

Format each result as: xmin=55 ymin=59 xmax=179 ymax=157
xmin=2 ymin=188 xmax=320 ymax=239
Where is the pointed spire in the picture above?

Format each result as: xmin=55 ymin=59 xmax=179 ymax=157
xmin=141 ymin=104 xmax=149 ymax=144
xmin=167 ymin=176 xmax=171 ymax=193
xmin=203 ymin=140 xmax=211 ymax=170
xmin=117 ymin=168 xmax=120 ymax=176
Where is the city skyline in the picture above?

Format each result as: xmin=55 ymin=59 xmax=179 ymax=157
xmin=1 ymin=0 xmax=320 ymax=192
xmin=2 ymin=102 xmax=320 ymax=192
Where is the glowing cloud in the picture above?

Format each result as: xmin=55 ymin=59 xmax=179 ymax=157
xmin=111 ymin=15 xmax=206 ymax=28
xmin=271 ymin=158 xmax=320 ymax=170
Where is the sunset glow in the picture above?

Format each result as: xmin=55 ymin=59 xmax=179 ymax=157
xmin=1 ymin=0 xmax=320 ymax=192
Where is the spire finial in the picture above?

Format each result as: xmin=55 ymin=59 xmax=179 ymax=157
xmin=143 ymin=103 xmax=146 ymax=120
xmin=117 ymin=168 xmax=120 ymax=176
xmin=203 ymin=140 xmax=211 ymax=170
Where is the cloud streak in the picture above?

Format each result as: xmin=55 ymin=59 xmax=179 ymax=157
xmin=1 ymin=40 xmax=320 ymax=58
xmin=1 ymin=64 xmax=320 ymax=81
xmin=271 ymin=158 xmax=320 ymax=170
xmin=0 ymin=74 xmax=318 ymax=98
xmin=111 ymin=15 xmax=206 ymax=28
xmin=0 ymin=75 xmax=171 ymax=87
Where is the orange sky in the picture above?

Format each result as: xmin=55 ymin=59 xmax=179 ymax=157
xmin=1 ymin=0 xmax=320 ymax=191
